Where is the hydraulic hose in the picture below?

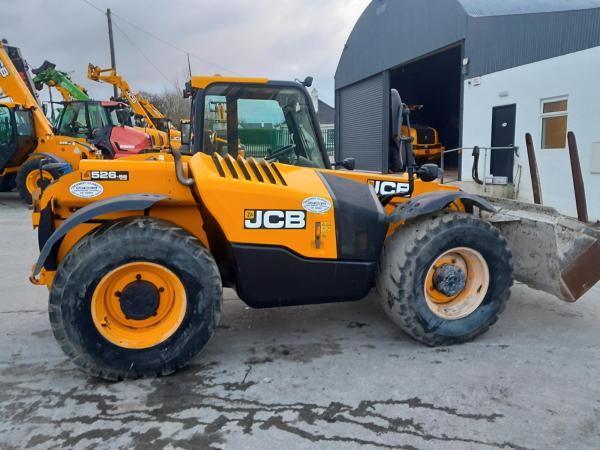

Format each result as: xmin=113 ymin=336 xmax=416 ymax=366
xmin=171 ymin=147 xmax=195 ymax=186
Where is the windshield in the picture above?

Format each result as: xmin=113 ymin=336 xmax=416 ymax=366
xmin=199 ymin=84 xmax=326 ymax=168
xmin=56 ymin=102 xmax=111 ymax=138
xmin=110 ymin=108 xmax=133 ymax=127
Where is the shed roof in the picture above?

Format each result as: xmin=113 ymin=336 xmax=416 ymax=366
xmin=336 ymin=0 xmax=600 ymax=89
xmin=458 ymin=0 xmax=600 ymax=16
xmin=317 ymin=100 xmax=335 ymax=125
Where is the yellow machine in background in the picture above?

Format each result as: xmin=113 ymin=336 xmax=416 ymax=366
xmin=87 ymin=64 xmax=181 ymax=149
xmin=0 ymin=41 xmax=99 ymax=203
xmin=28 ymin=75 xmax=599 ymax=381
xmin=403 ymin=105 xmax=445 ymax=160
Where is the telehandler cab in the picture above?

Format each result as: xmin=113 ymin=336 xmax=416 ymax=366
xmin=29 ymin=76 xmax=600 ymax=381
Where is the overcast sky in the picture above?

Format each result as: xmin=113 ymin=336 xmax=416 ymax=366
xmin=2 ymin=0 xmax=370 ymax=105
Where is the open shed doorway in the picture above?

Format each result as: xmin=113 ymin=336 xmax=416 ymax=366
xmin=390 ymin=44 xmax=463 ymax=179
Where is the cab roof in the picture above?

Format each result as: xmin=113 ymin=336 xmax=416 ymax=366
xmin=190 ymin=76 xmax=269 ymax=90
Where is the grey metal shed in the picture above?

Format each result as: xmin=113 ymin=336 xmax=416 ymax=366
xmin=335 ymin=0 xmax=600 ymax=172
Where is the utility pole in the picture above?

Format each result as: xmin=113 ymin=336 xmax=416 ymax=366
xmin=106 ymin=8 xmax=118 ymax=99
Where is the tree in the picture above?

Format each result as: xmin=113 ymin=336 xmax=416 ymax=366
xmin=139 ymin=84 xmax=190 ymax=126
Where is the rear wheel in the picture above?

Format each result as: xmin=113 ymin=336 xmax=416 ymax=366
xmin=377 ymin=213 xmax=513 ymax=346
xmin=49 ymin=218 xmax=222 ymax=380
xmin=15 ymin=159 xmax=60 ymax=204
xmin=0 ymin=173 xmax=16 ymax=192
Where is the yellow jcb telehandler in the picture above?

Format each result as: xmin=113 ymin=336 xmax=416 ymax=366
xmin=0 ymin=41 xmax=99 ymax=203
xmin=29 ymin=76 xmax=600 ymax=380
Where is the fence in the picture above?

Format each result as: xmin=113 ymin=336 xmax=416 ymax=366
xmin=322 ymin=128 xmax=335 ymax=158
xmin=239 ymin=127 xmax=336 ymax=159
xmin=238 ymin=128 xmax=293 ymax=159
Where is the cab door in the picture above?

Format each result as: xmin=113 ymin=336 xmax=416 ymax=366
xmin=12 ymin=108 xmax=37 ymax=165
xmin=0 ymin=105 xmax=17 ymax=173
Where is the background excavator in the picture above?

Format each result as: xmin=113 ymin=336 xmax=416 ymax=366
xmin=88 ymin=63 xmax=181 ymax=149
xmin=0 ymin=42 xmax=153 ymax=203
xmin=31 ymin=61 xmax=157 ymax=159
xmin=31 ymin=60 xmax=90 ymax=103
xmin=0 ymin=41 xmax=99 ymax=203
xmin=404 ymin=105 xmax=445 ymax=161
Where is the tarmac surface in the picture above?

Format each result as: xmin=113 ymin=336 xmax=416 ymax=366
xmin=1 ymin=191 xmax=599 ymax=449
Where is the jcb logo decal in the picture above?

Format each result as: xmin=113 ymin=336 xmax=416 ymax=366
xmin=0 ymin=60 xmax=9 ymax=78
xmin=83 ymin=170 xmax=129 ymax=181
xmin=368 ymin=179 xmax=410 ymax=195
xmin=126 ymin=91 xmax=138 ymax=104
xmin=244 ymin=210 xmax=306 ymax=229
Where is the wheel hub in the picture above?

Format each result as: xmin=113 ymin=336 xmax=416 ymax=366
xmin=91 ymin=262 xmax=187 ymax=349
xmin=119 ymin=280 xmax=160 ymax=321
xmin=433 ymin=264 xmax=467 ymax=297
xmin=424 ymin=247 xmax=490 ymax=320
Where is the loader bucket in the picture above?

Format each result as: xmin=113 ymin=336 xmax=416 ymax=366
xmin=483 ymin=197 xmax=600 ymax=302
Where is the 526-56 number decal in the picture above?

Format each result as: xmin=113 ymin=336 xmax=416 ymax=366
xmin=83 ymin=170 xmax=129 ymax=181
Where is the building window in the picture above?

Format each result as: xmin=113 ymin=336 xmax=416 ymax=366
xmin=541 ymin=97 xmax=568 ymax=149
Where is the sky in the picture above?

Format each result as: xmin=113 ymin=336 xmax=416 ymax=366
xmin=1 ymin=0 xmax=371 ymax=106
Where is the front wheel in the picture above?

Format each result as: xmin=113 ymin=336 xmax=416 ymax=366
xmin=49 ymin=218 xmax=222 ymax=380
xmin=15 ymin=159 xmax=60 ymax=204
xmin=377 ymin=213 xmax=513 ymax=346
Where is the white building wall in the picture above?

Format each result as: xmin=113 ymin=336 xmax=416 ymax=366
xmin=461 ymin=46 xmax=600 ymax=221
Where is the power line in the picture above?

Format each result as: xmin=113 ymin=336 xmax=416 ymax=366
xmin=111 ymin=21 xmax=179 ymax=91
xmin=110 ymin=10 xmax=239 ymax=75
xmin=81 ymin=0 xmax=104 ymax=14
xmin=80 ymin=0 xmax=238 ymax=75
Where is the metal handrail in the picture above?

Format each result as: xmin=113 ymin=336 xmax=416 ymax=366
xmin=440 ymin=145 xmax=519 ymax=186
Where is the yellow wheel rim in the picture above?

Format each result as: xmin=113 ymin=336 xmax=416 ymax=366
xmin=91 ymin=262 xmax=187 ymax=349
xmin=26 ymin=169 xmax=54 ymax=194
xmin=424 ymin=247 xmax=490 ymax=320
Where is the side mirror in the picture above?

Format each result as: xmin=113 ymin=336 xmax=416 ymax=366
xmin=183 ymin=81 xmax=192 ymax=99
xmin=389 ymin=89 xmax=416 ymax=173
xmin=332 ymin=157 xmax=355 ymax=170
xmin=303 ymin=76 xmax=314 ymax=88
xmin=180 ymin=120 xmax=191 ymax=147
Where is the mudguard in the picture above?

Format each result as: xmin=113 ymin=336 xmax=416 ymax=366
xmin=387 ymin=191 xmax=495 ymax=223
xmin=28 ymin=152 xmax=68 ymax=164
xmin=32 ymin=194 xmax=167 ymax=277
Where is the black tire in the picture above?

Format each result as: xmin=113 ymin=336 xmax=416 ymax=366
xmin=0 ymin=173 xmax=16 ymax=192
xmin=49 ymin=217 xmax=222 ymax=380
xmin=15 ymin=158 xmax=61 ymax=204
xmin=376 ymin=213 xmax=513 ymax=346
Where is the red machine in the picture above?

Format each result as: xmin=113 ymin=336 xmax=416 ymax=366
xmin=54 ymin=100 xmax=154 ymax=158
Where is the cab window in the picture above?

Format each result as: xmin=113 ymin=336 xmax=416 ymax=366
xmin=57 ymin=103 xmax=88 ymax=137
xmin=14 ymin=109 xmax=35 ymax=137
xmin=0 ymin=106 xmax=13 ymax=147
xmin=14 ymin=109 xmax=36 ymax=154
xmin=87 ymin=103 xmax=109 ymax=132
xmin=202 ymin=85 xmax=326 ymax=168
